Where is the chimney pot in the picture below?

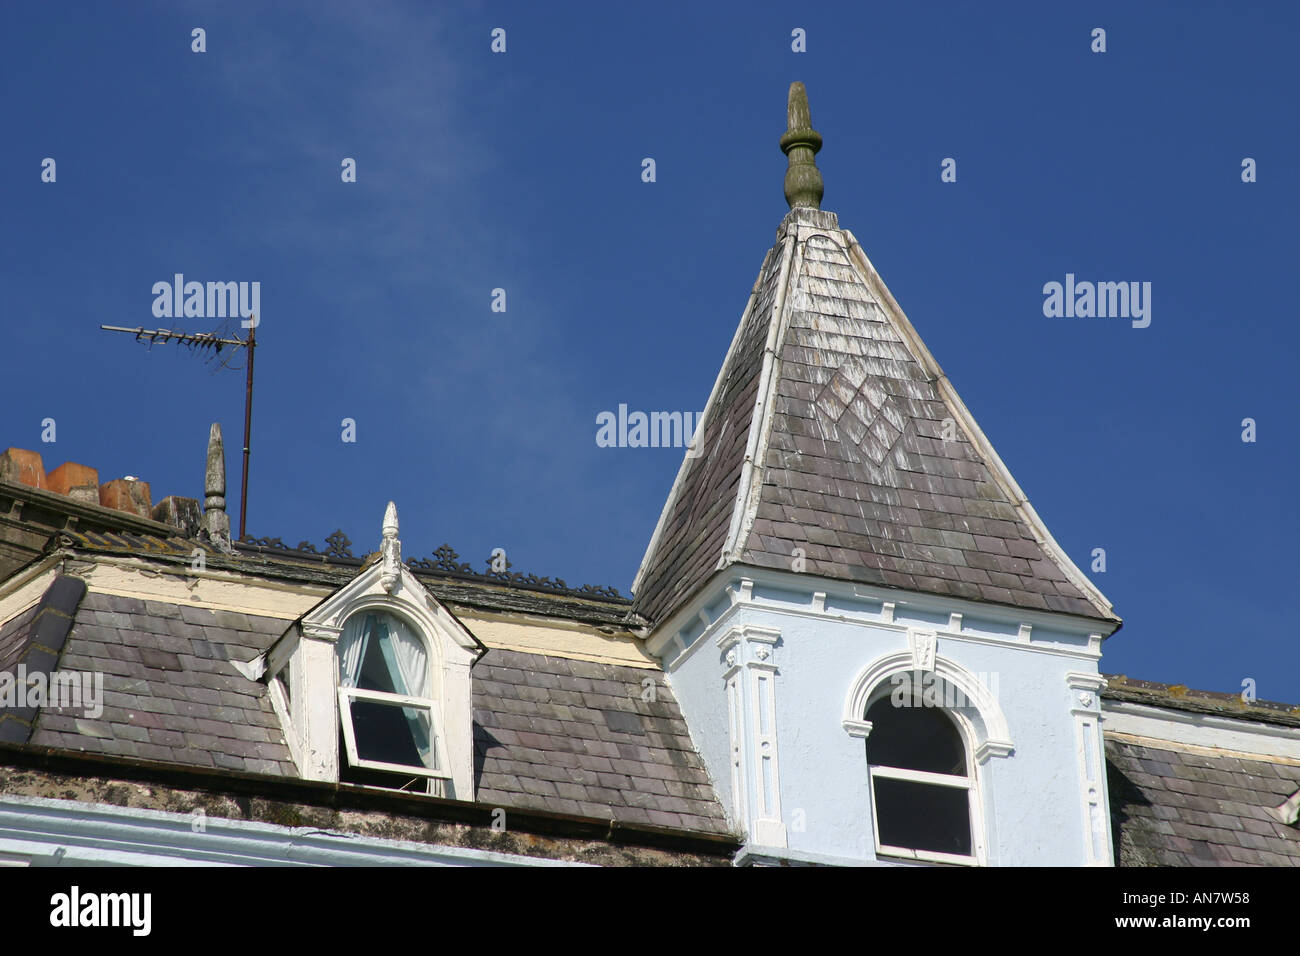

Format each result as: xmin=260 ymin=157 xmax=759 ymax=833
xmin=47 ymin=462 xmax=100 ymax=503
xmin=99 ymin=478 xmax=153 ymax=517
xmin=153 ymin=496 xmax=203 ymax=536
xmin=0 ymin=448 xmax=48 ymax=490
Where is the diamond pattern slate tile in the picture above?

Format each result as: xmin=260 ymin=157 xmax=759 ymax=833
xmin=635 ymin=206 xmax=1113 ymax=625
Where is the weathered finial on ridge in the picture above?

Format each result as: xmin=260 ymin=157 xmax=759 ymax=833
xmin=380 ymin=501 xmax=402 ymax=593
xmin=202 ymin=423 xmax=231 ymax=552
xmin=780 ymin=82 xmax=824 ymax=210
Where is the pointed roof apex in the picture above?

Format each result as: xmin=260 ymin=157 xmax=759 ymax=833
xmin=780 ymin=81 xmax=823 ymax=210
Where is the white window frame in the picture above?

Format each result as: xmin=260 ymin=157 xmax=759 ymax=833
xmin=336 ymin=686 xmax=451 ymax=784
xmin=863 ymin=683 xmax=981 ymax=867
xmin=867 ymin=762 xmax=978 ymax=866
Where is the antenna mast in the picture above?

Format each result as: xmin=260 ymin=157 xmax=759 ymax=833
xmin=100 ymin=321 xmax=257 ymax=540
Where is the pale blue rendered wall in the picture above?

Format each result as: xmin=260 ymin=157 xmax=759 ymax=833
xmin=661 ymin=572 xmax=1109 ymax=866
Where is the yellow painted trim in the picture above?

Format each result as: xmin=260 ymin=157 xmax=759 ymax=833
xmin=39 ymin=552 xmax=657 ymax=669
xmin=453 ymin=609 xmax=658 ymax=669
xmin=76 ymin=559 xmax=328 ymax=621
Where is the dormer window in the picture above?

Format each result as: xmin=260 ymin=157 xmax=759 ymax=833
xmin=337 ymin=610 xmax=445 ymax=794
xmin=262 ymin=502 xmax=484 ymax=801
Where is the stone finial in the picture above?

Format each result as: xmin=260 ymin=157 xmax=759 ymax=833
xmin=780 ymin=81 xmax=824 ymax=210
xmin=202 ymin=423 xmax=231 ymax=551
xmin=380 ymin=501 xmax=401 ymax=593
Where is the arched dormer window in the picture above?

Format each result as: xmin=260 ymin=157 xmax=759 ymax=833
xmin=262 ymin=502 xmax=484 ymax=801
xmin=864 ymin=689 xmax=975 ymax=864
xmin=337 ymin=610 xmax=444 ymax=793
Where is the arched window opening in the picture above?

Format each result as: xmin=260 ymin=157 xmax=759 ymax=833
xmin=865 ymin=688 xmax=976 ymax=864
xmin=337 ymin=610 xmax=446 ymax=794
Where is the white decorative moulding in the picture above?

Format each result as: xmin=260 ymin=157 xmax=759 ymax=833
xmin=908 ymin=628 xmax=937 ymax=672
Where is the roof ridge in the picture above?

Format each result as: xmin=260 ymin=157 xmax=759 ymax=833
xmin=1102 ymin=674 xmax=1300 ymax=726
xmin=721 ymin=217 xmax=804 ymax=564
xmin=56 ymin=529 xmax=631 ymax=606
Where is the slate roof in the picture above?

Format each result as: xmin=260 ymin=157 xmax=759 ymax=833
xmin=0 ymin=575 xmax=85 ymax=743
xmin=1106 ymin=737 xmax=1300 ymax=866
xmin=1 ymin=541 xmax=732 ymax=836
xmin=20 ymin=584 xmax=299 ymax=775
xmin=634 ymin=242 xmax=784 ymax=626
xmin=473 ymin=648 xmax=729 ymax=834
xmin=634 ymin=206 xmax=1116 ymax=625
xmin=1104 ymin=674 xmax=1300 ymax=727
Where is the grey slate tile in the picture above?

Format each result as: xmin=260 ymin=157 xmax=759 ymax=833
xmin=473 ymin=648 xmax=731 ymax=834
xmin=1107 ymin=737 xmax=1300 ymax=867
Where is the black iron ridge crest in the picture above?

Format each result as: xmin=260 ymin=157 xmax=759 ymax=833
xmin=238 ymin=533 xmax=628 ymax=602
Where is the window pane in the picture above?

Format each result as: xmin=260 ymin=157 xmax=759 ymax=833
xmin=873 ymin=776 xmax=972 ymax=857
xmin=358 ymin=631 xmax=397 ymax=693
xmin=865 ymin=689 xmax=965 ymax=775
xmin=350 ymin=698 xmax=434 ymax=770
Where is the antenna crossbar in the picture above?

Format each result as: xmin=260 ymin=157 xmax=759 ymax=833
xmin=99 ymin=325 xmax=247 ymax=349
xmin=101 ymin=320 xmax=258 ymax=540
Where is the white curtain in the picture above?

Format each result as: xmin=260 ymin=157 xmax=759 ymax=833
xmin=375 ymin=615 xmax=429 ymax=698
xmin=337 ymin=613 xmax=374 ymax=687
xmin=338 ymin=612 xmax=434 ymax=770
xmin=376 ymin=616 xmax=434 ymax=768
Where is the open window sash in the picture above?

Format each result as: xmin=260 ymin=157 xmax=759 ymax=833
xmin=868 ymin=764 xmax=976 ymax=866
xmin=337 ymin=686 xmax=449 ymax=781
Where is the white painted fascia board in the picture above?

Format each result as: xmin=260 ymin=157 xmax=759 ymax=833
xmin=0 ymin=794 xmax=587 ymax=867
xmin=840 ymin=229 xmax=1119 ymax=626
xmin=721 ymin=229 xmax=799 ymax=563
xmin=647 ymin=561 xmax=1111 ymax=664
xmin=262 ymin=623 xmax=303 ymax=680
xmin=266 ymin=677 xmax=305 ymax=773
xmin=631 ymin=256 xmax=771 ymax=597
xmin=665 ymin=588 xmax=1097 ymax=687
xmin=1101 ymin=701 xmax=1300 ymax=761
xmin=301 ymin=561 xmax=480 ymax=655
xmin=743 ymin=564 xmax=1110 ymax=638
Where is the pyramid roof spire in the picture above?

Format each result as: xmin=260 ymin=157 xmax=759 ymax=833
xmin=632 ymin=84 xmax=1117 ymax=627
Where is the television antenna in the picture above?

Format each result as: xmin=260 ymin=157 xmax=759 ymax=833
xmin=100 ymin=319 xmax=257 ymax=540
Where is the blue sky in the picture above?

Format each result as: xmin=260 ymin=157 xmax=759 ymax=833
xmin=2 ymin=2 xmax=1296 ymax=701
